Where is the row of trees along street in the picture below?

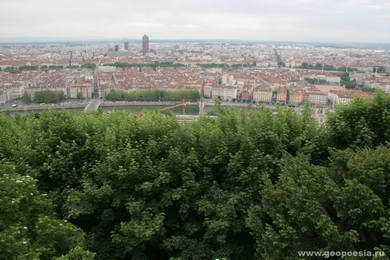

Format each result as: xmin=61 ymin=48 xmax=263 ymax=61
xmin=0 ymin=64 xmax=97 ymax=73
xmin=106 ymin=89 xmax=200 ymax=102
xmin=19 ymin=89 xmax=200 ymax=104
xmin=22 ymin=91 xmax=66 ymax=104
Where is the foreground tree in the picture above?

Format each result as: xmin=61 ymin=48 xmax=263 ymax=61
xmin=0 ymin=162 xmax=93 ymax=259
xmin=0 ymin=94 xmax=389 ymax=259
xmin=247 ymin=147 xmax=390 ymax=259
xmin=326 ymin=94 xmax=390 ymax=149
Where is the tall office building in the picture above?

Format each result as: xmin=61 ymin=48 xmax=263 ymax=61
xmin=124 ymin=42 xmax=129 ymax=50
xmin=142 ymin=34 xmax=149 ymax=55
xmin=114 ymin=45 xmax=119 ymax=52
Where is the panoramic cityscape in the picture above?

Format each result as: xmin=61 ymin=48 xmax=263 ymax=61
xmin=1 ymin=0 xmax=390 ymax=259
xmin=1 ymin=36 xmax=389 ymax=123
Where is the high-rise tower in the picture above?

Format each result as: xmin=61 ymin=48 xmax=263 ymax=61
xmin=142 ymin=34 xmax=149 ymax=55
xmin=124 ymin=41 xmax=129 ymax=50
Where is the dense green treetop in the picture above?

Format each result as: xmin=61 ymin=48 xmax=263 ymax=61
xmin=0 ymin=94 xmax=389 ymax=259
xmin=0 ymin=162 xmax=93 ymax=260
xmin=327 ymin=94 xmax=390 ymax=149
xmin=32 ymin=90 xmax=66 ymax=104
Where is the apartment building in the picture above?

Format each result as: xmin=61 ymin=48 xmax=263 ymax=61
xmin=328 ymin=90 xmax=370 ymax=107
xmin=276 ymin=87 xmax=288 ymax=104
xmin=306 ymin=91 xmax=328 ymax=106
xmin=253 ymin=86 xmax=273 ymax=103
xmin=289 ymin=90 xmax=304 ymax=106
xmin=67 ymin=83 xmax=94 ymax=99
xmin=211 ymin=85 xmax=238 ymax=100
xmin=0 ymin=89 xmax=6 ymax=104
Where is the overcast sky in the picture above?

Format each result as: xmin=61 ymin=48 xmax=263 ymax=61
xmin=0 ymin=0 xmax=389 ymax=43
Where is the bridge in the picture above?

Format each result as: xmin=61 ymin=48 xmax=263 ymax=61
xmin=83 ymin=99 xmax=101 ymax=112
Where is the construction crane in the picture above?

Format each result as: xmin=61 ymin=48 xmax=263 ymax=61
xmin=159 ymin=102 xmax=187 ymax=114
xmin=133 ymin=102 xmax=187 ymax=118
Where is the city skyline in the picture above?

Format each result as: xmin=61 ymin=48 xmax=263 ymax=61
xmin=0 ymin=0 xmax=390 ymax=43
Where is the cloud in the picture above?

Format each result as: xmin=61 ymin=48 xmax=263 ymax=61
xmin=0 ymin=0 xmax=389 ymax=42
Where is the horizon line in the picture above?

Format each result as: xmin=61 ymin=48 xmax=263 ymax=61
xmin=0 ymin=37 xmax=390 ymax=46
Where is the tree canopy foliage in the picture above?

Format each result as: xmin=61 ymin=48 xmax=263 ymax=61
xmin=340 ymin=72 xmax=375 ymax=92
xmin=22 ymin=90 xmax=70 ymax=104
xmin=300 ymin=62 xmax=359 ymax=72
xmin=0 ymin=162 xmax=93 ymax=259
xmin=2 ymin=64 xmax=96 ymax=73
xmin=0 ymin=94 xmax=389 ymax=259
xmin=80 ymin=64 xmax=97 ymax=70
xmin=41 ymin=65 xmax=65 ymax=70
xmin=31 ymin=90 xmax=66 ymax=103
xmin=373 ymin=66 xmax=386 ymax=73
xmin=103 ymin=62 xmax=185 ymax=69
xmin=106 ymin=89 xmax=200 ymax=102
xmin=197 ymin=63 xmax=256 ymax=69
xmin=304 ymin=77 xmax=329 ymax=85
